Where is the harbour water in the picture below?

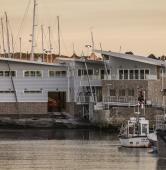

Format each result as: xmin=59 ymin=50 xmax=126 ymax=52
xmin=0 ymin=129 xmax=165 ymax=170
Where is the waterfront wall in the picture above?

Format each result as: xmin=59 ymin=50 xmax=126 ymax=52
xmin=0 ymin=102 xmax=47 ymax=116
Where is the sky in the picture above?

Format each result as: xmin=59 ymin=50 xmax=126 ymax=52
xmin=0 ymin=0 xmax=166 ymax=57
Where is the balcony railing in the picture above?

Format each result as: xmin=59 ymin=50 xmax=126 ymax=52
xmin=103 ymin=96 xmax=138 ymax=106
xmin=156 ymin=115 xmax=166 ymax=130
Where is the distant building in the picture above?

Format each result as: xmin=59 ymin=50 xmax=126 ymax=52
xmin=95 ymin=50 xmax=166 ymax=108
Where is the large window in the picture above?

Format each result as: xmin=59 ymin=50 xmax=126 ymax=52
xmin=77 ymin=69 xmax=94 ymax=76
xmin=49 ymin=70 xmax=66 ymax=77
xmin=119 ymin=70 xmax=123 ymax=80
xmin=119 ymin=69 xmax=149 ymax=80
xmin=128 ymin=89 xmax=134 ymax=96
xmin=0 ymin=71 xmax=16 ymax=77
xmin=140 ymin=70 xmax=145 ymax=79
xmin=124 ymin=70 xmax=128 ymax=79
xmin=129 ymin=70 xmax=134 ymax=79
xmin=119 ymin=89 xmax=125 ymax=96
xmin=110 ymin=89 xmax=116 ymax=96
xmin=24 ymin=71 xmax=42 ymax=77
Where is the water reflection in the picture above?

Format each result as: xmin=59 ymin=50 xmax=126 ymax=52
xmin=0 ymin=129 xmax=163 ymax=170
xmin=0 ymin=129 xmax=116 ymax=140
xmin=157 ymin=158 xmax=166 ymax=170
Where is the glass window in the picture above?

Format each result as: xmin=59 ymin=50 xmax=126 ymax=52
xmin=56 ymin=71 xmax=61 ymax=76
xmin=10 ymin=71 xmax=16 ymax=77
xmin=129 ymin=70 xmax=134 ymax=79
xmin=128 ymin=89 xmax=134 ymax=96
xmin=24 ymin=71 xmax=29 ymax=77
xmin=124 ymin=70 xmax=128 ymax=79
xmin=145 ymin=70 xmax=149 ymax=79
xmin=110 ymin=89 xmax=116 ymax=96
xmin=24 ymin=90 xmax=42 ymax=94
xmin=119 ymin=70 xmax=123 ymax=80
xmin=140 ymin=70 xmax=144 ymax=79
xmin=78 ymin=69 xmax=82 ymax=76
xmin=30 ymin=71 xmax=36 ymax=77
xmin=49 ymin=71 xmax=55 ymax=77
xmin=135 ymin=70 xmax=139 ymax=79
xmin=88 ymin=69 xmax=93 ymax=75
xmin=5 ymin=71 xmax=10 ymax=77
xmin=61 ymin=71 xmax=66 ymax=76
xmin=0 ymin=71 xmax=3 ymax=77
xmin=36 ymin=71 xmax=42 ymax=77
xmin=142 ymin=124 xmax=148 ymax=134
xmin=119 ymin=89 xmax=125 ymax=96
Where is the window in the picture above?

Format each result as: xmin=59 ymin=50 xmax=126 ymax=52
xmin=124 ymin=70 xmax=128 ymax=79
xmin=49 ymin=71 xmax=55 ymax=77
xmin=78 ymin=69 xmax=82 ymax=76
xmin=119 ymin=70 xmax=123 ymax=80
xmin=145 ymin=70 xmax=149 ymax=79
xmin=0 ymin=71 xmax=16 ymax=77
xmin=128 ymin=89 xmax=134 ymax=96
xmin=88 ymin=69 xmax=93 ymax=75
xmin=119 ymin=89 xmax=125 ymax=96
xmin=142 ymin=124 xmax=148 ymax=134
xmin=24 ymin=71 xmax=42 ymax=77
xmin=110 ymin=89 xmax=116 ymax=96
xmin=129 ymin=70 xmax=134 ymax=79
xmin=140 ymin=70 xmax=145 ymax=79
xmin=135 ymin=70 xmax=139 ymax=79
xmin=49 ymin=70 xmax=66 ymax=77
xmin=24 ymin=90 xmax=42 ymax=94
xmin=0 ymin=90 xmax=14 ymax=93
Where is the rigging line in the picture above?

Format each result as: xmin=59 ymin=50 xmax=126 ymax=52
xmin=13 ymin=0 xmax=31 ymax=49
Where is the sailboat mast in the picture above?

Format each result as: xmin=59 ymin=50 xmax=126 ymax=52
xmin=5 ymin=12 xmax=10 ymax=56
xmin=48 ymin=26 xmax=52 ymax=62
xmin=11 ymin=33 xmax=14 ymax=58
xmin=41 ymin=25 xmax=44 ymax=62
xmin=1 ymin=18 xmax=5 ymax=55
xmin=57 ymin=16 xmax=61 ymax=56
xmin=19 ymin=37 xmax=22 ymax=59
xmin=31 ymin=0 xmax=37 ymax=61
xmin=91 ymin=31 xmax=94 ymax=52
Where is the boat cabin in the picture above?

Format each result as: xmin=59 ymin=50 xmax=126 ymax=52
xmin=127 ymin=117 xmax=149 ymax=137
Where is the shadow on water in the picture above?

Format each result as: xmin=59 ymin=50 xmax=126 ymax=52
xmin=0 ymin=128 xmax=118 ymax=141
xmin=157 ymin=158 xmax=166 ymax=170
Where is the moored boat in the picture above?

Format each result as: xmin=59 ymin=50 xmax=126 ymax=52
xmin=156 ymin=114 xmax=166 ymax=157
xmin=147 ymin=131 xmax=157 ymax=152
xmin=119 ymin=114 xmax=150 ymax=148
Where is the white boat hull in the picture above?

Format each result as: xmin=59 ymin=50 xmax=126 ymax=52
xmin=119 ymin=137 xmax=150 ymax=148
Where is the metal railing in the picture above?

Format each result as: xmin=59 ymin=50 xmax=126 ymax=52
xmin=156 ymin=115 xmax=166 ymax=130
xmin=103 ymin=96 xmax=137 ymax=104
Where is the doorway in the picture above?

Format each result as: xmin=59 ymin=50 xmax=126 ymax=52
xmin=48 ymin=91 xmax=66 ymax=112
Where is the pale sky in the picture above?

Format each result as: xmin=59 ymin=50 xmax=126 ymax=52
xmin=0 ymin=0 xmax=166 ymax=57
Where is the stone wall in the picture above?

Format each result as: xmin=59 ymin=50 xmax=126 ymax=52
xmin=0 ymin=102 xmax=47 ymax=116
xmin=109 ymin=106 xmax=164 ymax=127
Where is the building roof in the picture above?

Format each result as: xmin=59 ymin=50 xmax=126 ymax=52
xmin=0 ymin=57 xmax=67 ymax=67
xmin=95 ymin=50 xmax=165 ymax=67
xmin=57 ymin=56 xmax=104 ymax=65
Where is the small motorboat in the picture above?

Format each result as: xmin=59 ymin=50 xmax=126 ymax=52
xmin=119 ymin=112 xmax=150 ymax=148
xmin=147 ymin=131 xmax=157 ymax=151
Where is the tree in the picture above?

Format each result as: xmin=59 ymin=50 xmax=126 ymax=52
xmin=147 ymin=53 xmax=157 ymax=59
xmin=160 ymin=55 xmax=166 ymax=61
xmin=125 ymin=51 xmax=134 ymax=55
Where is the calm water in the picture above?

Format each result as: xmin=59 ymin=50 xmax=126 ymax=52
xmin=0 ymin=129 xmax=165 ymax=170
